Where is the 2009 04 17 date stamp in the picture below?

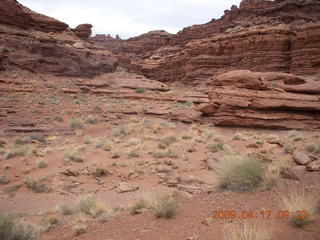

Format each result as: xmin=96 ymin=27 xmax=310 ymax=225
xmin=212 ymin=210 xmax=309 ymax=220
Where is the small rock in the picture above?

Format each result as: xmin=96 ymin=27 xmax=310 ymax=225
xmin=306 ymin=161 xmax=320 ymax=172
xmin=73 ymin=42 xmax=85 ymax=49
xmin=70 ymin=187 xmax=82 ymax=194
xmin=280 ymin=168 xmax=300 ymax=180
xmin=293 ymin=151 xmax=310 ymax=165
xmin=177 ymin=184 xmax=201 ymax=193
xmin=155 ymin=165 xmax=170 ymax=173
xmin=116 ymin=182 xmax=139 ymax=193
xmin=0 ymin=176 xmax=10 ymax=184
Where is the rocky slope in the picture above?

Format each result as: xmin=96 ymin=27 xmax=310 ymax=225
xmin=91 ymin=0 xmax=320 ymax=84
xmin=0 ymin=0 xmax=117 ymax=77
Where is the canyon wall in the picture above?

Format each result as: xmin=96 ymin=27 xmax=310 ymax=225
xmin=91 ymin=0 xmax=320 ymax=84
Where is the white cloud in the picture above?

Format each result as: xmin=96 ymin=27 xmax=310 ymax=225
xmin=18 ymin=0 xmax=242 ymax=39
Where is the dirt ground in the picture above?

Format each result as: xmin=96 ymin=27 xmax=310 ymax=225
xmin=0 ymin=69 xmax=319 ymax=240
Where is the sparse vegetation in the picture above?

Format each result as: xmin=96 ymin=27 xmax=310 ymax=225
xmin=158 ymin=135 xmax=177 ymax=149
xmin=148 ymin=194 xmax=177 ymax=218
xmin=37 ymin=160 xmax=48 ymax=169
xmin=86 ymin=115 xmax=98 ymax=124
xmin=130 ymin=199 xmax=147 ymax=215
xmin=73 ymin=224 xmax=86 ymax=236
xmin=24 ymin=178 xmax=51 ymax=193
xmin=281 ymin=189 xmax=318 ymax=228
xmin=93 ymin=166 xmax=109 ymax=177
xmin=223 ymin=222 xmax=273 ymax=240
xmin=77 ymin=195 xmax=107 ymax=218
xmin=216 ymin=155 xmax=278 ymax=191
xmin=135 ymin=88 xmax=146 ymax=93
xmin=207 ymin=142 xmax=224 ymax=153
xmin=57 ymin=204 xmax=73 ymax=215
xmin=63 ymin=148 xmax=85 ymax=163
xmin=112 ymin=125 xmax=132 ymax=138
xmin=283 ymin=143 xmax=294 ymax=154
xmin=4 ymin=146 xmax=29 ymax=160
xmin=0 ymin=215 xmax=36 ymax=240
xmin=41 ymin=216 xmax=58 ymax=232
xmin=69 ymin=118 xmax=84 ymax=129
xmin=127 ymin=148 xmax=139 ymax=159
xmin=306 ymin=144 xmax=320 ymax=154
xmin=54 ymin=116 xmax=63 ymax=122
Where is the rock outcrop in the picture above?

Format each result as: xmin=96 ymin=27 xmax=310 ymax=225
xmin=197 ymin=70 xmax=320 ymax=129
xmin=0 ymin=0 xmax=68 ymax=32
xmin=74 ymin=24 xmax=93 ymax=39
xmin=0 ymin=0 xmax=117 ymax=77
xmin=92 ymin=0 xmax=320 ymax=84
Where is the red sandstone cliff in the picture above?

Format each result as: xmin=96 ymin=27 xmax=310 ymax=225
xmin=0 ymin=0 xmax=117 ymax=77
xmin=91 ymin=0 xmax=320 ymax=84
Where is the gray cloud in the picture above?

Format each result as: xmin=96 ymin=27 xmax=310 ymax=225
xmin=19 ymin=0 xmax=242 ymax=39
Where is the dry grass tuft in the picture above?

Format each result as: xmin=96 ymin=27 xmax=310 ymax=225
xmin=223 ymin=222 xmax=273 ymax=240
xmin=0 ymin=215 xmax=37 ymax=240
xmin=280 ymin=189 xmax=318 ymax=228
xmin=216 ymin=155 xmax=278 ymax=191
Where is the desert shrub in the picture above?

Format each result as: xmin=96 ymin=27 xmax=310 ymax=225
xmin=93 ymin=166 xmax=109 ymax=177
xmin=37 ymin=160 xmax=48 ymax=169
xmin=207 ymin=142 xmax=224 ymax=153
xmin=158 ymin=135 xmax=177 ymax=149
xmin=73 ymin=224 xmax=86 ymax=236
xmin=15 ymin=136 xmax=32 ymax=145
xmin=283 ymin=143 xmax=294 ymax=154
xmin=28 ymin=134 xmax=46 ymax=143
xmin=57 ymin=204 xmax=73 ymax=215
xmin=281 ymin=189 xmax=318 ymax=228
xmin=112 ymin=125 xmax=132 ymax=138
xmin=77 ymin=195 xmax=107 ymax=218
xmin=130 ymin=199 xmax=147 ymax=215
xmin=147 ymin=194 xmax=177 ymax=219
xmin=223 ymin=222 xmax=273 ymax=240
xmin=216 ymin=155 xmax=276 ymax=191
xmin=54 ymin=116 xmax=63 ymax=122
xmin=63 ymin=149 xmax=84 ymax=163
xmin=4 ymin=146 xmax=29 ymax=160
xmin=86 ymin=115 xmax=98 ymax=124
xmin=24 ymin=178 xmax=51 ymax=193
xmin=135 ymin=88 xmax=146 ymax=93
xmin=41 ymin=216 xmax=58 ymax=232
xmin=0 ymin=215 xmax=36 ymax=240
xmin=69 ymin=118 xmax=84 ymax=129
xmin=305 ymin=144 xmax=320 ymax=154
xmin=127 ymin=148 xmax=139 ymax=159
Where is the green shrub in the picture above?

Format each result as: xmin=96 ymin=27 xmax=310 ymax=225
xmin=135 ymin=88 xmax=146 ymax=94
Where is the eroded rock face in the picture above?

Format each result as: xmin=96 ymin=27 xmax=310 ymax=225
xmin=197 ymin=70 xmax=320 ymax=129
xmin=93 ymin=0 xmax=320 ymax=84
xmin=74 ymin=24 xmax=93 ymax=39
xmin=0 ymin=0 xmax=68 ymax=32
xmin=0 ymin=1 xmax=118 ymax=77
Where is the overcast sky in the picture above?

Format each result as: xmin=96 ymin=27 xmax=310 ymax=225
xmin=19 ymin=0 xmax=242 ymax=39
